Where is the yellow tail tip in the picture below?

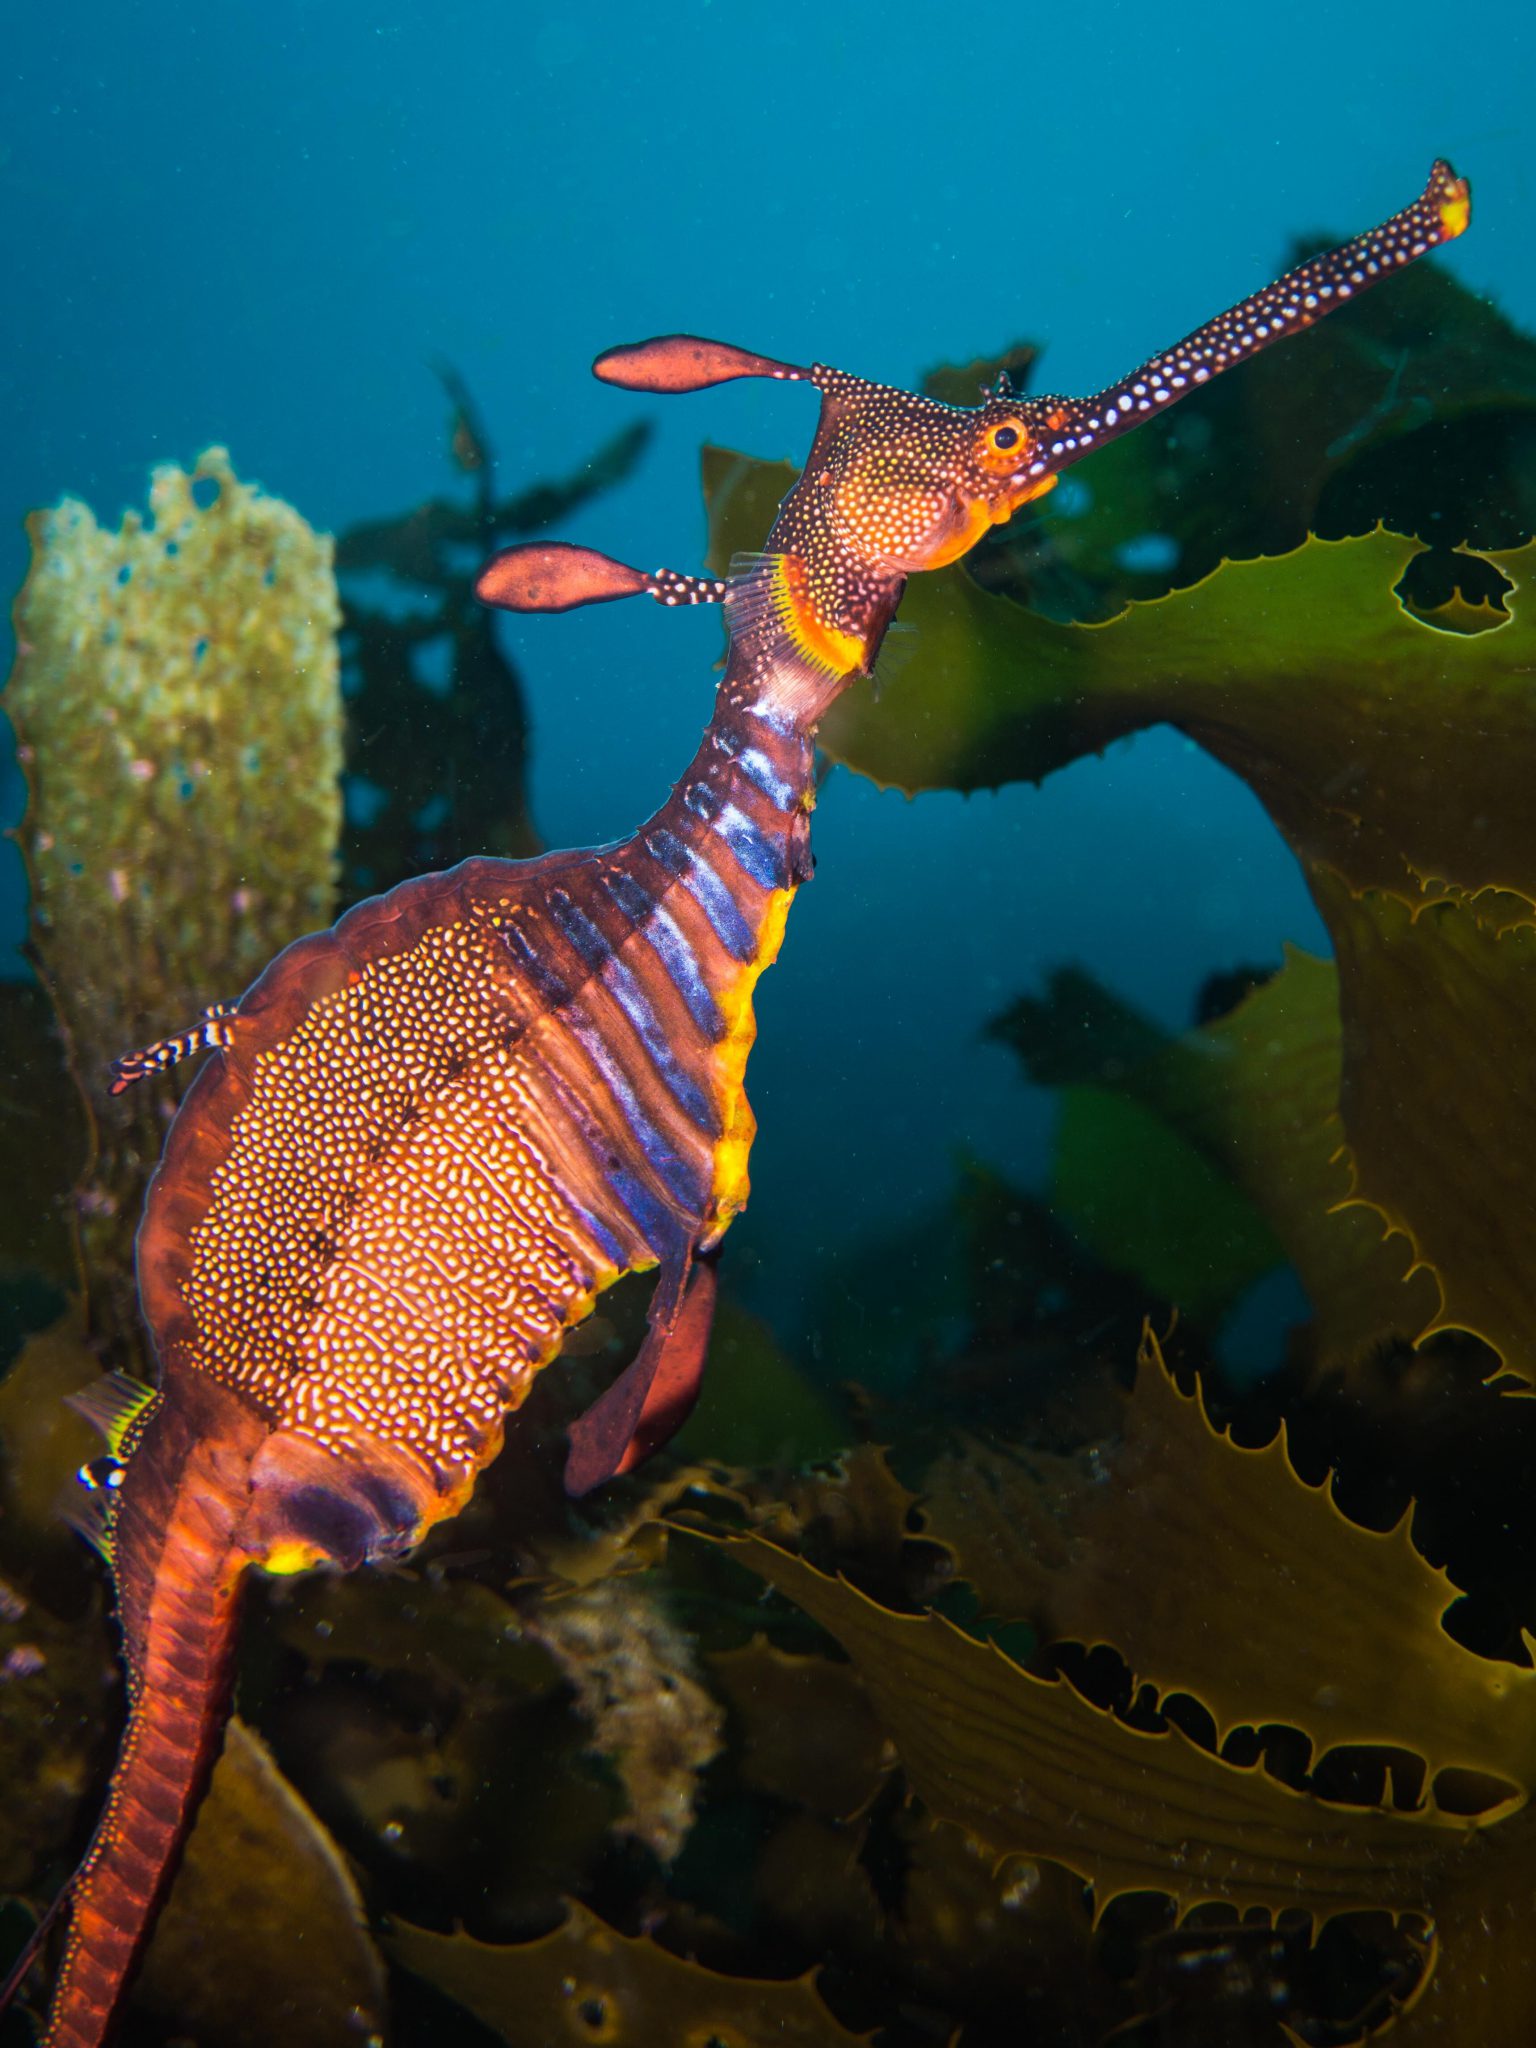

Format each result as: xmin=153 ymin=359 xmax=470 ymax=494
xmin=1432 ymin=159 xmax=1471 ymax=241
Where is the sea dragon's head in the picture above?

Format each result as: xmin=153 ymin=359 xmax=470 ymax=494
xmin=479 ymin=160 xmax=1470 ymax=688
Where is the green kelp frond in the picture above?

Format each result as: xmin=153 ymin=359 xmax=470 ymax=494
xmin=993 ymin=952 xmax=1443 ymax=1369
xmin=5 ymin=449 xmax=341 ymax=1344
xmin=710 ymin=449 xmax=1536 ymax=1390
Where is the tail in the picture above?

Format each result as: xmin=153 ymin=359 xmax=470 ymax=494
xmin=43 ymin=1379 xmax=264 ymax=2048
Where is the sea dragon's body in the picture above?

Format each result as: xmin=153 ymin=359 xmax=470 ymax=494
xmin=13 ymin=162 xmax=1467 ymax=2045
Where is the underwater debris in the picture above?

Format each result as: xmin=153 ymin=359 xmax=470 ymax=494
xmin=530 ymin=1579 xmax=724 ymax=1865
xmin=4 ymin=448 xmax=341 ymax=1351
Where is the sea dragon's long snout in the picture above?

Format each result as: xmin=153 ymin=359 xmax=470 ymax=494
xmin=520 ymin=160 xmax=1470 ymax=677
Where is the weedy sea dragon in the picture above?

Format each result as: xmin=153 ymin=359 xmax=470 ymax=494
xmin=3 ymin=161 xmax=1468 ymax=2047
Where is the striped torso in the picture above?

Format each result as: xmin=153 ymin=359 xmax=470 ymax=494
xmin=135 ymin=669 xmax=816 ymax=1562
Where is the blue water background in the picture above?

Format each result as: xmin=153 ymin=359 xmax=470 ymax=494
xmin=3 ymin=2 xmax=1531 ymax=1339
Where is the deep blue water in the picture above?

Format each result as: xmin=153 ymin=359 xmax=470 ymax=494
xmin=3 ymin=0 xmax=1531 ymax=1334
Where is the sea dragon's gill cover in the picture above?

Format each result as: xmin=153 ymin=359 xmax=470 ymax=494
xmin=7 ymin=160 xmax=1468 ymax=2048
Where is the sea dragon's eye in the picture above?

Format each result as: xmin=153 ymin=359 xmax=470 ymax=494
xmin=991 ymin=424 xmax=1021 ymax=450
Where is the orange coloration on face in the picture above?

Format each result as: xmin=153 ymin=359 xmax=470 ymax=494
xmin=921 ymin=498 xmax=998 ymax=570
xmin=1000 ymin=471 xmax=1058 ymax=520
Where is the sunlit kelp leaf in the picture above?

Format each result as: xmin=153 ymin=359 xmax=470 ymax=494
xmin=391 ymin=1899 xmax=869 ymax=2046
xmin=993 ymin=953 xmax=1441 ymax=1365
xmin=708 ymin=466 xmax=1536 ymax=1383
xmin=921 ymin=1331 xmax=1536 ymax=1794
xmin=711 ymin=1532 xmax=1471 ymax=1921
xmin=4 ymin=449 xmax=342 ymax=1352
xmin=133 ymin=1718 xmax=387 ymax=2048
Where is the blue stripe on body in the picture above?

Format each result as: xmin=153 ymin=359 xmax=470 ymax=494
xmin=548 ymin=891 xmax=613 ymax=972
xmin=682 ymin=846 xmax=756 ymax=959
xmin=601 ymin=866 xmax=724 ymax=1041
xmin=569 ymin=1200 xmax=628 ymax=1270
xmin=713 ymin=802 xmax=787 ymax=890
xmin=566 ymin=1009 xmax=707 ymax=1212
xmin=497 ymin=916 xmax=569 ymax=1005
xmin=600 ymin=954 xmax=719 ymax=1132
xmin=644 ymin=902 xmax=723 ymax=1038
xmin=606 ymin=1164 xmax=679 ymax=1252
xmin=683 ymin=780 xmax=720 ymax=824
xmin=645 ymin=828 xmax=754 ymax=962
xmin=736 ymin=745 xmax=799 ymax=811
xmin=603 ymin=870 xmax=656 ymax=926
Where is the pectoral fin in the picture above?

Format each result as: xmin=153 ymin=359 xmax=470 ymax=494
xmin=564 ymin=1248 xmax=720 ymax=1497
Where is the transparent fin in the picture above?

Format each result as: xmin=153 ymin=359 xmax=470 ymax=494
xmin=870 ymin=618 xmax=918 ymax=695
xmin=66 ymin=1371 xmax=159 ymax=1458
xmin=62 ymin=1485 xmax=112 ymax=1559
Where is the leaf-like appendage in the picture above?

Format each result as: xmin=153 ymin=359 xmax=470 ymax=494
xmin=392 ymin=1899 xmax=869 ymax=2046
xmin=716 ymin=1531 xmax=1471 ymax=1923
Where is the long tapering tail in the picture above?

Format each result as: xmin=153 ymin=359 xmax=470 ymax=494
xmin=44 ymin=1382 xmax=263 ymax=2048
